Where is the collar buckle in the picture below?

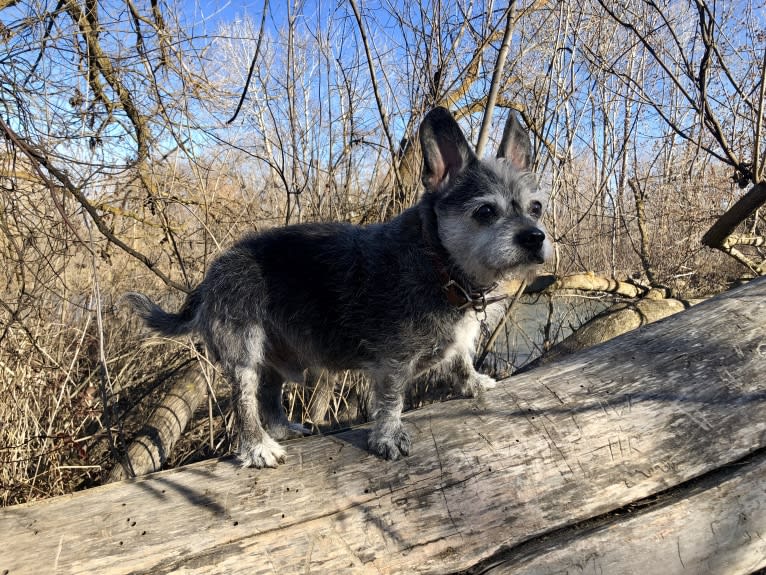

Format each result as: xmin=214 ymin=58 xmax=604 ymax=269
xmin=443 ymin=280 xmax=505 ymax=312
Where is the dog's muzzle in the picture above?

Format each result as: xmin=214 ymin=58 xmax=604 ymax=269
xmin=515 ymin=227 xmax=547 ymax=263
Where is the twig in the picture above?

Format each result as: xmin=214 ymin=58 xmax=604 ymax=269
xmin=85 ymin=214 xmax=130 ymax=478
xmin=475 ymin=280 xmax=527 ymax=371
xmin=475 ymin=4 xmax=517 ymax=157
xmin=227 ymin=0 xmax=270 ymax=124
xmin=347 ymin=0 xmax=403 ymax=196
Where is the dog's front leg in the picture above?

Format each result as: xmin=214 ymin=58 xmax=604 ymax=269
xmin=453 ymin=351 xmax=498 ymax=398
xmin=368 ymin=366 xmax=412 ymax=460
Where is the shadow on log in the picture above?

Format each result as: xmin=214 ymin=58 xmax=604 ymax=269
xmin=2 ymin=278 xmax=766 ymax=575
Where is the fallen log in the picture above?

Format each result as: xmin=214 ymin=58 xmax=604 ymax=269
xmin=525 ymin=272 xmax=645 ymax=298
xmin=107 ymin=369 xmax=208 ymax=482
xmin=524 ymin=293 xmax=690 ymax=369
xmin=2 ymin=277 xmax=766 ymax=575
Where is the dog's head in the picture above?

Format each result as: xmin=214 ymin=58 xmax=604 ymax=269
xmin=419 ymin=107 xmax=551 ymax=287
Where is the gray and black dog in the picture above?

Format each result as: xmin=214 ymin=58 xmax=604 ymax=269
xmin=125 ymin=107 xmax=551 ymax=468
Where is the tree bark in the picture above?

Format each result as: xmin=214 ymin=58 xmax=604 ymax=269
xmin=525 ymin=272 xmax=645 ymax=298
xmin=107 ymin=370 xmax=208 ymax=482
xmin=702 ymin=179 xmax=766 ymax=252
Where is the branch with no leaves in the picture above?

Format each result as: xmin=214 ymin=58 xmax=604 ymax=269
xmin=475 ymin=3 xmax=517 ymax=157
xmin=347 ymin=0 xmax=403 ymax=196
xmin=63 ymin=0 xmax=150 ymax=163
xmin=702 ymin=182 xmax=766 ymax=253
xmin=227 ymin=0 xmax=270 ymax=124
xmin=594 ymin=0 xmax=748 ymax=176
xmin=0 ymin=115 xmax=190 ymax=293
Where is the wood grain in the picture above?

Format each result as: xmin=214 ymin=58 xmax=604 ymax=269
xmin=488 ymin=454 xmax=766 ymax=574
xmin=2 ymin=277 xmax=765 ymax=575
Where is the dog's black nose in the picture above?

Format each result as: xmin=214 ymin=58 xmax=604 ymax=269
xmin=516 ymin=227 xmax=546 ymax=250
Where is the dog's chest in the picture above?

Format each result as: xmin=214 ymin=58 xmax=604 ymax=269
xmin=416 ymin=311 xmax=480 ymax=365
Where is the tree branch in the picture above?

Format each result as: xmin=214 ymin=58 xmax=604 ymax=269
xmin=347 ymin=0 xmax=403 ymax=197
xmin=475 ymin=4 xmax=517 ymax=157
xmin=64 ymin=0 xmax=150 ymax=163
xmin=702 ymin=182 xmax=766 ymax=252
xmin=0 ymin=115 xmax=190 ymax=292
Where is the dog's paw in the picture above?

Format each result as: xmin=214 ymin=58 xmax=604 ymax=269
xmin=238 ymin=435 xmax=286 ymax=468
xmin=473 ymin=372 xmax=498 ymax=390
xmin=267 ymin=421 xmax=312 ymax=440
xmin=461 ymin=372 xmax=498 ymax=398
xmin=368 ymin=425 xmax=411 ymax=461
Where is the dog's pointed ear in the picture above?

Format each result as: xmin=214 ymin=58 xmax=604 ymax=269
xmin=497 ymin=111 xmax=532 ymax=171
xmin=419 ymin=107 xmax=475 ymax=193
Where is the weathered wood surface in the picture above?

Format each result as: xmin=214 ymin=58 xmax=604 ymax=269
xmin=3 ymin=277 xmax=766 ymax=575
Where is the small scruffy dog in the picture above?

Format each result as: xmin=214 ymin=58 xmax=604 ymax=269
xmin=126 ymin=107 xmax=550 ymax=467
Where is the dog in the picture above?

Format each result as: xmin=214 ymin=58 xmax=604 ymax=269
xmin=124 ymin=107 xmax=551 ymax=468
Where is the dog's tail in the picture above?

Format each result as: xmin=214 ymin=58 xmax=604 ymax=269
xmin=122 ymin=290 xmax=200 ymax=336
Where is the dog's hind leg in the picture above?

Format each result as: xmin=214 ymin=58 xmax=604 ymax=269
xmin=210 ymin=322 xmax=287 ymax=468
xmin=257 ymin=366 xmax=311 ymax=440
xmin=368 ymin=365 xmax=412 ymax=460
xmin=226 ymin=362 xmax=286 ymax=468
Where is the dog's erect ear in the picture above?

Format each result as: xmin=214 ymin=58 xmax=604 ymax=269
xmin=497 ymin=111 xmax=532 ymax=171
xmin=419 ymin=107 xmax=475 ymax=193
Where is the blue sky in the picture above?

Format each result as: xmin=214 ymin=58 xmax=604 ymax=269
xmin=192 ymin=0 xmax=327 ymax=36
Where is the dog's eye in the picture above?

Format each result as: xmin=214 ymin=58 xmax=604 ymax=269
xmin=529 ymin=200 xmax=543 ymax=219
xmin=473 ymin=204 xmax=498 ymax=225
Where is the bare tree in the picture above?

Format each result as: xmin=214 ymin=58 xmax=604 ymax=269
xmin=594 ymin=0 xmax=766 ymax=274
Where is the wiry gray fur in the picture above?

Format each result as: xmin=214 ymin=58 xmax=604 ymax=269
xmin=124 ymin=107 xmax=551 ymax=468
